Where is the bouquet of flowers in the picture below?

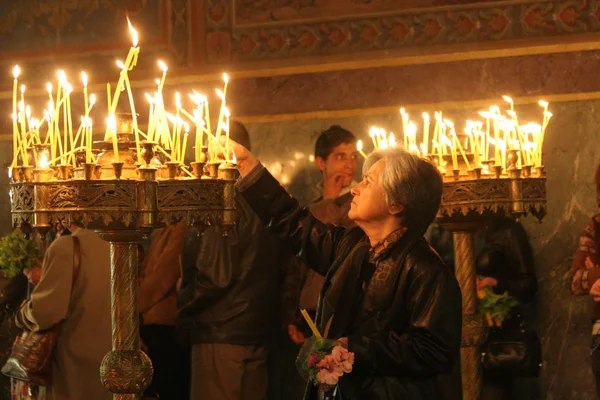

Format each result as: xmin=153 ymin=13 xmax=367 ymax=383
xmin=477 ymin=276 xmax=519 ymax=327
xmin=296 ymin=310 xmax=355 ymax=395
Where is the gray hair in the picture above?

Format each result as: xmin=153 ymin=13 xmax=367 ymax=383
xmin=363 ymin=148 xmax=443 ymax=233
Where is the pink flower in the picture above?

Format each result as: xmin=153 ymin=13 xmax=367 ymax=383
xmin=314 ymin=347 xmax=355 ymax=386
xmin=307 ymin=352 xmax=321 ymax=368
xmin=331 ymin=346 xmax=354 ymax=373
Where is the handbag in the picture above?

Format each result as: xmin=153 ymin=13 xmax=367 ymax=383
xmin=1 ymin=236 xmax=81 ymax=386
xmin=480 ymin=319 xmax=542 ymax=378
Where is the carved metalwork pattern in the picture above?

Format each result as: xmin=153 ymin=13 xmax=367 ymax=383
xmin=42 ymin=183 xmax=136 ymax=209
xmin=437 ymin=177 xmax=547 ymax=221
xmin=157 ymin=180 xmax=229 ymax=226
xmin=100 ymin=350 xmax=153 ymax=394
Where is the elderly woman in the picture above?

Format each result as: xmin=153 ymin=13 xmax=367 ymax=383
xmin=233 ymin=142 xmax=462 ymax=399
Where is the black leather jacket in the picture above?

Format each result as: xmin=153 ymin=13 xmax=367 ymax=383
xmin=239 ymin=167 xmax=463 ymax=400
xmin=177 ymin=193 xmax=285 ymax=345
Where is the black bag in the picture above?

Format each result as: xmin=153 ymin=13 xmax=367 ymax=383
xmin=481 ymin=325 xmax=542 ymax=378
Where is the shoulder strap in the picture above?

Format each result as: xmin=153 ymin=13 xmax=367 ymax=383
xmin=70 ymin=236 xmax=81 ymax=294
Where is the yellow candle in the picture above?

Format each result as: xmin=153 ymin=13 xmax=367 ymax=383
xmin=214 ymin=73 xmax=229 ymax=144
xmin=502 ymin=95 xmax=514 ymax=113
xmin=11 ymin=66 xmax=20 ymax=167
xmin=224 ymin=106 xmax=231 ymax=162
xmin=180 ymin=127 xmax=189 ymax=163
xmin=422 ymin=113 xmax=430 ymax=156
xmin=357 ymin=140 xmax=368 ymax=159
xmin=107 ymin=114 xmax=119 ymax=162
xmin=82 ymin=72 xmax=88 ymax=122
xmin=400 ymin=108 xmax=408 ymax=149
xmin=157 ymin=61 xmax=168 ymax=94
xmin=300 ymin=309 xmax=322 ymax=339
xmin=86 ymin=118 xmax=93 ymax=164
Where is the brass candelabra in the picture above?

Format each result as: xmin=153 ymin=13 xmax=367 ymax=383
xmin=434 ymin=151 xmax=546 ymax=400
xmin=9 ymin=117 xmax=236 ymax=400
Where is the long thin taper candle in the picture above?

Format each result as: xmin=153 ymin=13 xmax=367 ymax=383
xmin=11 ymin=66 xmax=20 ymax=167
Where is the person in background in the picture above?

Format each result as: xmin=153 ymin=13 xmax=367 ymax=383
xmin=234 ymin=142 xmax=462 ymax=399
xmin=570 ymin=163 xmax=600 ymax=398
xmin=477 ymin=216 xmax=538 ymax=399
xmin=178 ymin=121 xmax=287 ymax=400
xmin=138 ymin=222 xmax=190 ymax=400
xmin=286 ymin=125 xmax=359 ymax=347
xmin=270 ymin=126 xmax=359 ymax=400
xmin=16 ymin=226 xmax=112 ymax=400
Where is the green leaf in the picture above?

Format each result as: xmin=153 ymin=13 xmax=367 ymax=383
xmin=0 ymin=233 xmax=41 ymax=277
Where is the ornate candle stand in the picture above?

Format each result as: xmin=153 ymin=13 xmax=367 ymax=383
xmin=9 ymin=134 xmax=235 ymax=400
xmin=434 ymin=155 xmax=546 ymax=400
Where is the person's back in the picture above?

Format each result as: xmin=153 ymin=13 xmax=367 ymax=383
xmin=179 ymin=194 xmax=282 ymax=344
xmin=178 ymin=120 xmax=284 ymax=400
xmin=17 ymin=228 xmax=111 ymax=400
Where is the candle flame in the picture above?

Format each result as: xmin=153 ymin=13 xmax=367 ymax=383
xmin=232 ymin=149 xmax=237 ymax=164
xmin=389 ymin=133 xmax=397 ymax=148
xmin=39 ymin=153 xmax=49 ymax=168
xmin=107 ymin=114 xmax=117 ymax=131
xmin=57 ymin=70 xmax=66 ymax=84
xmin=158 ymin=60 xmax=168 ymax=72
xmin=155 ymin=79 xmax=161 ymax=86
xmin=25 ymin=105 xmax=31 ymax=119
xmin=422 ymin=112 xmax=429 ymax=121
xmin=502 ymin=95 xmax=513 ymax=104
xmin=145 ymin=93 xmax=154 ymax=103
xmin=46 ymin=82 xmax=52 ymax=94
xmin=13 ymin=65 xmax=20 ymax=79
xmin=116 ymin=60 xmax=126 ymax=70
xmin=369 ymin=126 xmax=376 ymax=137
xmin=223 ymin=106 xmax=230 ymax=118
xmin=538 ymin=100 xmax=549 ymax=108
xmin=176 ymin=92 xmax=182 ymax=109
xmin=184 ymin=122 xmax=190 ymax=133
xmin=223 ymin=73 xmax=229 ymax=84
xmin=81 ymin=72 xmax=88 ymax=87
xmin=127 ymin=17 xmax=139 ymax=47
xmin=20 ymin=85 xmax=25 ymax=94
xmin=89 ymin=93 xmax=96 ymax=105
xmin=216 ymin=89 xmax=225 ymax=100
xmin=357 ymin=140 xmax=363 ymax=152
xmin=544 ymin=111 xmax=553 ymax=118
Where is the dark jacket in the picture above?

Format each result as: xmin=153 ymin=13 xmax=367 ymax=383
xmin=281 ymin=192 xmax=355 ymax=329
xmin=177 ymin=193 xmax=285 ymax=345
xmin=239 ymin=168 xmax=463 ymax=400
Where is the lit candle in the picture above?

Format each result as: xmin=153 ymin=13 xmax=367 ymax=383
xmin=223 ymin=106 xmax=231 ymax=162
xmin=86 ymin=118 xmax=93 ymax=164
xmin=107 ymin=114 xmax=119 ymax=162
xmin=145 ymin=93 xmax=156 ymax=143
xmin=110 ymin=20 xmax=139 ymax=114
xmin=422 ymin=112 xmax=430 ymax=156
xmin=180 ymin=123 xmax=189 ymax=163
xmin=81 ymin=72 xmax=88 ymax=121
xmin=117 ymin=60 xmax=140 ymax=161
xmin=502 ymin=95 xmax=514 ymax=113
xmin=400 ymin=108 xmax=408 ymax=149
xmin=157 ymin=61 xmax=168 ymax=94
xmin=11 ymin=66 xmax=20 ymax=167
xmin=357 ymin=140 xmax=368 ymax=159
xmin=214 ymin=73 xmax=229 ymax=145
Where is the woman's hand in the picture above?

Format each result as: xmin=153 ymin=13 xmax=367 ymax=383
xmin=23 ymin=267 xmax=41 ymax=285
xmin=224 ymin=137 xmax=259 ymax=177
xmin=477 ymin=276 xmax=498 ymax=291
